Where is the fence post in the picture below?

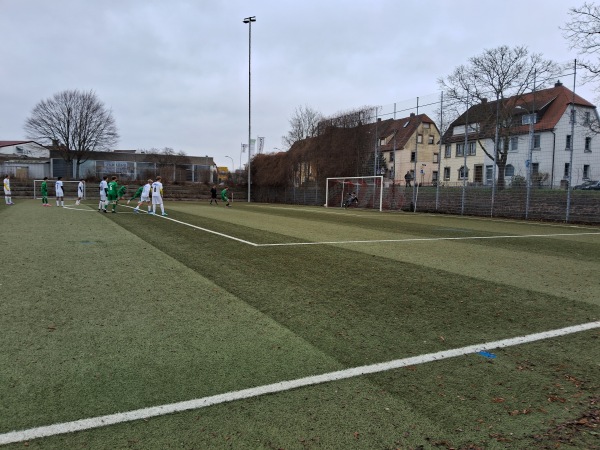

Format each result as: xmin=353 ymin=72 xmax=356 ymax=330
xmin=565 ymin=60 xmax=577 ymax=223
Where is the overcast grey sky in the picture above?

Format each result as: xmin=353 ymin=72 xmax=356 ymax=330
xmin=0 ymin=0 xmax=592 ymax=168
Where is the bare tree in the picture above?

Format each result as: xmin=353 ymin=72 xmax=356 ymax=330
xmin=282 ymin=105 xmax=323 ymax=148
xmin=563 ymin=2 xmax=600 ymax=87
xmin=24 ymin=89 xmax=119 ymax=178
xmin=316 ymin=106 xmax=378 ymax=134
xmin=438 ymin=45 xmax=561 ymax=188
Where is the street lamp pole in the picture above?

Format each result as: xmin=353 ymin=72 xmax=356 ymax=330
xmin=243 ymin=16 xmax=256 ymax=203
xmin=224 ymin=155 xmax=234 ymax=181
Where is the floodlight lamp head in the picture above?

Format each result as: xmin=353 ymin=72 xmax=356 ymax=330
xmin=243 ymin=16 xmax=256 ymax=23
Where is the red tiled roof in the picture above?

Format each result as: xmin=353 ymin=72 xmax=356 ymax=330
xmin=0 ymin=140 xmax=36 ymax=148
xmin=443 ymin=83 xmax=595 ymax=143
xmin=372 ymin=114 xmax=438 ymax=151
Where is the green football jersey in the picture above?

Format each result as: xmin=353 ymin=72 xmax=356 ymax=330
xmin=107 ymin=181 xmax=118 ymax=199
xmin=131 ymin=186 xmax=144 ymax=200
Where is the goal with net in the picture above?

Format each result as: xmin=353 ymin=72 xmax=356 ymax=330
xmin=33 ymin=180 xmax=86 ymax=200
xmin=325 ymin=176 xmax=383 ymax=211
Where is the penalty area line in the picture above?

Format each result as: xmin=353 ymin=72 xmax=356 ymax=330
xmin=256 ymin=231 xmax=600 ymax=247
xmin=120 ymin=205 xmax=259 ymax=246
xmin=1 ymin=321 xmax=598 ymax=445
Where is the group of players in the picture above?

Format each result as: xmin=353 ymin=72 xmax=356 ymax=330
xmin=4 ymin=174 xmax=79 ymax=207
xmin=98 ymin=176 xmax=167 ymax=216
xmin=3 ymin=174 xmax=232 ymax=213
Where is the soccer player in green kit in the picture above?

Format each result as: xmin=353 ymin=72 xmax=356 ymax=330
xmin=128 ymin=185 xmax=144 ymax=203
xmin=107 ymin=176 xmax=119 ymax=213
xmin=117 ymin=185 xmax=127 ymax=202
xmin=221 ymin=186 xmax=231 ymax=207
xmin=41 ymin=176 xmax=50 ymax=206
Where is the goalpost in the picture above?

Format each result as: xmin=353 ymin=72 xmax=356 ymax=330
xmin=325 ymin=176 xmax=383 ymax=211
xmin=33 ymin=180 xmax=86 ymax=200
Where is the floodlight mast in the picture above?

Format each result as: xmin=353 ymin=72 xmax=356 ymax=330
xmin=243 ymin=16 xmax=256 ymax=203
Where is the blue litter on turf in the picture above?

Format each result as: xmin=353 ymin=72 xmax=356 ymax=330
xmin=477 ymin=351 xmax=496 ymax=359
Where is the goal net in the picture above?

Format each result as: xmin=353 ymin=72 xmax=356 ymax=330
xmin=325 ymin=176 xmax=383 ymax=211
xmin=33 ymin=180 xmax=86 ymax=200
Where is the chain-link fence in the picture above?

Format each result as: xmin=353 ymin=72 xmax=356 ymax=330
xmin=252 ymin=61 xmax=600 ymax=224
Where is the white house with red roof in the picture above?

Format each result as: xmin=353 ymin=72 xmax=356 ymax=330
xmin=441 ymin=81 xmax=600 ymax=188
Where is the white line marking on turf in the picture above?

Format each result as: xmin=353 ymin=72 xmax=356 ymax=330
xmin=256 ymin=231 xmax=600 ymax=247
xmin=61 ymin=206 xmax=97 ymax=212
xmin=1 ymin=321 xmax=598 ymax=445
xmin=119 ymin=205 xmax=259 ymax=246
xmin=109 ymin=205 xmax=600 ymax=247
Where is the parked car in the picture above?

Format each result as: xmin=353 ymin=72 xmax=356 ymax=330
xmin=573 ymin=180 xmax=600 ymax=190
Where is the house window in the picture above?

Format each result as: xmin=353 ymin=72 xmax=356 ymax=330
xmin=417 ymin=134 xmax=423 ymax=144
xmin=433 ymin=152 xmax=439 ymax=163
xmin=564 ymin=163 xmax=570 ymax=178
xmin=452 ymin=123 xmax=480 ymax=135
xmin=444 ymin=167 xmax=450 ymax=180
xmin=584 ymin=111 xmax=591 ymax=125
xmin=423 ymin=123 xmax=430 ymax=129
xmin=389 ymin=152 xmax=394 ymax=162
xmin=411 ymin=152 xmax=416 ymax=162
xmin=456 ymin=143 xmax=465 ymax=157
xmin=570 ymin=109 xmax=576 ymax=124
xmin=532 ymin=163 xmax=539 ymax=175
xmin=505 ymin=164 xmax=515 ymax=177
xmin=428 ymin=135 xmax=434 ymax=145
xmin=486 ymin=165 xmax=494 ymax=184
xmin=584 ymin=164 xmax=590 ymax=179
xmin=458 ymin=166 xmax=469 ymax=179
xmin=533 ymin=134 xmax=541 ymax=149
xmin=510 ymin=136 xmax=519 ymax=152
xmin=566 ymin=135 xmax=572 ymax=150
xmin=522 ymin=113 xmax=537 ymax=125
xmin=585 ymin=136 xmax=592 ymax=152
xmin=432 ymin=171 xmax=438 ymax=183
xmin=445 ymin=144 xmax=451 ymax=158
xmin=467 ymin=142 xmax=476 ymax=156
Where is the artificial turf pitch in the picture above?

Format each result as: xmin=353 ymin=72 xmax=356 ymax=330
xmin=0 ymin=199 xmax=599 ymax=449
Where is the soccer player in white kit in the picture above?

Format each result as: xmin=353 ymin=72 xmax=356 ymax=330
xmin=131 ymin=179 xmax=153 ymax=214
xmin=76 ymin=179 xmax=85 ymax=205
xmin=99 ymin=176 xmax=108 ymax=212
xmin=3 ymin=174 xmax=13 ymax=205
xmin=151 ymin=176 xmax=167 ymax=216
xmin=55 ymin=176 xmax=65 ymax=207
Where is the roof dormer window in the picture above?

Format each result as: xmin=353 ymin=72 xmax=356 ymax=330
xmin=521 ymin=113 xmax=537 ymax=125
